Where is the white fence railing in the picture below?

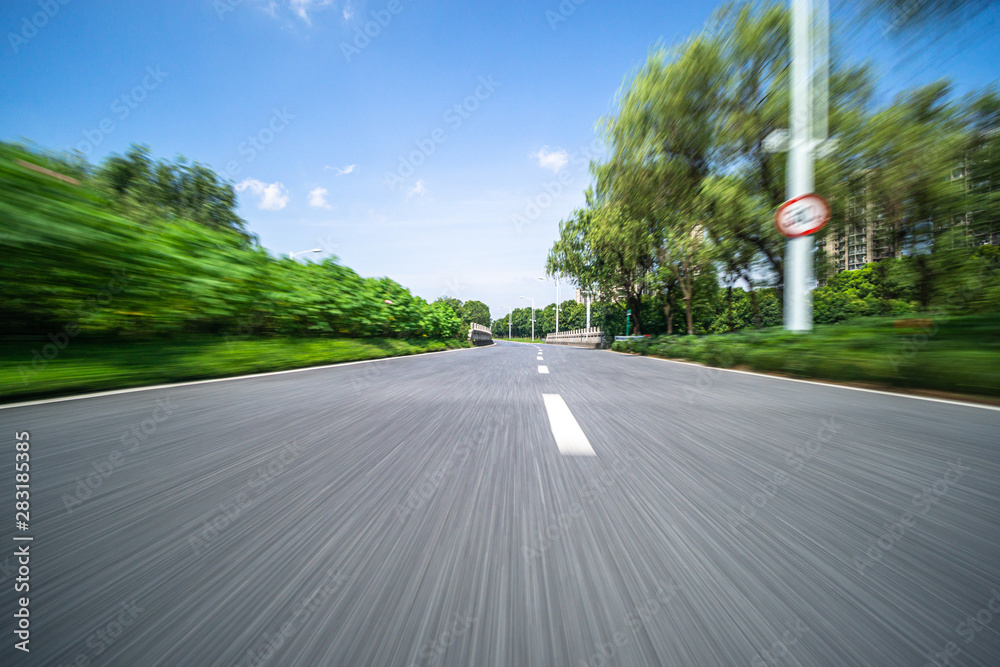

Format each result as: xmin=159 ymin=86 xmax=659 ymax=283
xmin=468 ymin=322 xmax=493 ymax=345
xmin=544 ymin=327 xmax=608 ymax=347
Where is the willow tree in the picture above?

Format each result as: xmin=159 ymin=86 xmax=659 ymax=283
xmin=546 ymin=196 xmax=656 ymax=334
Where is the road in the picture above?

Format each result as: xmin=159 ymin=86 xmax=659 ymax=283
xmin=2 ymin=340 xmax=999 ymax=666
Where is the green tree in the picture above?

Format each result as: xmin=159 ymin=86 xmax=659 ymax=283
xmin=462 ymin=300 xmax=491 ymax=328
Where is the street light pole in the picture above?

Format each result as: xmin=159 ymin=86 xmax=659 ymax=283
xmin=785 ymin=0 xmax=826 ymax=332
xmin=581 ymin=290 xmax=592 ymax=328
xmin=537 ymin=275 xmax=560 ymax=333
xmin=519 ymin=296 xmax=534 ymax=341
xmin=500 ymin=304 xmax=512 ymax=339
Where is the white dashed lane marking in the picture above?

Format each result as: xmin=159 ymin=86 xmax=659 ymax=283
xmin=538 ymin=366 xmax=549 ymax=374
xmin=542 ymin=394 xmax=595 ymax=456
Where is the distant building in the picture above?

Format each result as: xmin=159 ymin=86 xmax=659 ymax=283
xmin=819 ymin=153 xmax=999 ymax=274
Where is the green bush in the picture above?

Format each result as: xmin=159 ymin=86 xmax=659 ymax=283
xmin=0 ymin=142 xmax=462 ymax=342
xmin=614 ymin=315 xmax=1000 ymax=397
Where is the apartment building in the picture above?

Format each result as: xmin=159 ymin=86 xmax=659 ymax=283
xmin=819 ymin=150 xmax=999 ymax=274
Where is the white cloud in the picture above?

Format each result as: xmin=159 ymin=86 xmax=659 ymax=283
xmin=288 ymin=0 xmax=335 ymax=24
xmin=406 ymin=180 xmax=427 ymax=199
xmin=236 ymin=179 xmax=290 ymax=210
xmin=342 ymin=3 xmax=354 ymax=19
xmin=308 ymin=186 xmax=332 ymax=209
xmin=325 ymin=163 xmax=357 ymax=175
xmin=531 ymin=146 xmax=569 ymax=173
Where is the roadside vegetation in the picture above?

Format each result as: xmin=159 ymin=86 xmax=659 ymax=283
xmin=0 ymin=337 xmax=468 ymax=403
xmin=612 ymin=314 xmax=1000 ymax=398
xmin=0 ymin=142 xmax=476 ymax=400
xmin=518 ymin=2 xmax=1000 ymax=337
xmin=489 ymin=1 xmax=1000 ymax=397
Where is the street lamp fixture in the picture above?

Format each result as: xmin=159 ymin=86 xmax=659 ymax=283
xmin=289 ymin=248 xmax=322 ymax=260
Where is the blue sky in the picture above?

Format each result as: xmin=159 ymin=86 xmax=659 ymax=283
xmin=2 ymin=0 xmax=998 ymax=320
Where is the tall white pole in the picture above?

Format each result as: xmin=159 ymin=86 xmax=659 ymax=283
xmin=785 ymin=0 xmax=815 ymax=332
xmin=555 ymin=276 xmax=559 ymax=333
xmin=519 ymin=296 xmax=535 ymax=341
xmin=585 ymin=293 xmax=591 ymax=329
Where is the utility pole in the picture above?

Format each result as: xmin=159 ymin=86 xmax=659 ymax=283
xmin=538 ymin=275 xmax=561 ymax=333
xmin=519 ymin=296 xmax=535 ymax=341
xmin=500 ymin=305 xmax=512 ymax=339
xmin=555 ymin=275 xmax=560 ymax=333
xmin=784 ymin=0 xmax=827 ymax=332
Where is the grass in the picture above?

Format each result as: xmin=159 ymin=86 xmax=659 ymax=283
xmin=0 ymin=336 xmax=470 ymax=403
xmin=611 ymin=314 xmax=1000 ymax=398
xmin=494 ymin=337 xmax=541 ymax=344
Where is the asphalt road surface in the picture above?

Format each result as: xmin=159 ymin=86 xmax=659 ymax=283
xmin=2 ymin=341 xmax=999 ymax=666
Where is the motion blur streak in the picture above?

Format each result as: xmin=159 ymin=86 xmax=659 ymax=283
xmin=1 ymin=342 xmax=997 ymax=665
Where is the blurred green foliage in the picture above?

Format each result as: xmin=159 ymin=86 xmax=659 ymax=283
xmin=0 ymin=142 xmax=462 ymax=341
xmin=612 ymin=314 xmax=1000 ymax=397
xmin=546 ymin=1 xmax=1000 ymax=335
xmin=0 ymin=336 xmax=468 ymax=402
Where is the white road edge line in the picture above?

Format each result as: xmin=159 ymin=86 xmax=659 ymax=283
xmin=538 ymin=365 xmax=549 ymax=374
xmin=0 ymin=345 xmax=486 ymax=410
xmin=542 ymin=394 xmax=596 ymax=456
xmin=607 ymin=350 xmax=1000 ymax=413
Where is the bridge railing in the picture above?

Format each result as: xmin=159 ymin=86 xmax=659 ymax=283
xmin=544 ymin=327 xmax=608 ymax=348
xmin=468 ymin=322 xmax=493 ymax=345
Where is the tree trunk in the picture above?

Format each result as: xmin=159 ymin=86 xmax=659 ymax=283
xmin=628 ymin=294 xmax=643 ymax=335
xmin=679 ymin=267 xmax=694 ymax=336
xmin=726 ymin=283 xmax=735 ymax=332
xmin=663 ymin=300 xmax=673 ymax=335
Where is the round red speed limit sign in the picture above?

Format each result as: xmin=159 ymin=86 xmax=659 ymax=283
xmin=774 ymin=193 xmax=830 ymax=238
